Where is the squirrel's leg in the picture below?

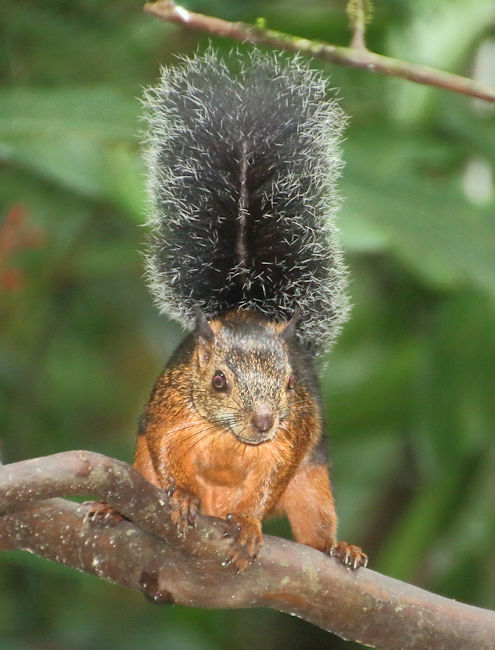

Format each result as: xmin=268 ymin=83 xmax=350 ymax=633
xmin=223 ymin=511 xmax=264 ymax=573
xmin=277 ymin=439 xmax=368 ymax=570
xmin=221 ymin=477 xmax=274 ymax=572
xmin=133 ymin=425 xmax=200 ymax=537
xmin=133 ymin=421 xmax=161 ymax=486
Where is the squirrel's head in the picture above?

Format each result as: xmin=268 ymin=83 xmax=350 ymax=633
xmin=190 ymin=309 xmax=301 ymax=445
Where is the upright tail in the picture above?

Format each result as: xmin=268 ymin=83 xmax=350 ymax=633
xmin=143 ymin=48 xmax=349 ymax=357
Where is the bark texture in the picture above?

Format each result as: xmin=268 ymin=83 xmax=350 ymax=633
xmin=1 ymin=451 xmax=494 ymax=649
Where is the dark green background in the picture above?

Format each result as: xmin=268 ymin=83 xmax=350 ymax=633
xmin=1 ymin=1 xmax=494 ymax=648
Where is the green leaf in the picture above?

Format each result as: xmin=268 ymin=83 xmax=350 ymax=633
xmin=412 ymin=292 xmax=495 ymax=476
xmin=426 ymin=448 xmax=495 ymax=602
xmin=385 ymin=0 xmax=495 ymax=121
xmin=0 ymin=87 xmax=140 ymax=207
xmin=102 ymin=144 xmax=147 ymax=222
xmin=343 ymin=126 xmax=495 ymax=297
xmin=375 ymin=468 xmax=464 ymax=580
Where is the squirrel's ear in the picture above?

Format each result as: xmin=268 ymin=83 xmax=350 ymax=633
xmin=194 ymin=308 xmax=215 ymax=343
xmin=279 ymin=307 xmax=301 ymax=342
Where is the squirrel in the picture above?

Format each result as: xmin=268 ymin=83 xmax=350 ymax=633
xmin=87 ymin=49 xmax=367 ymax=573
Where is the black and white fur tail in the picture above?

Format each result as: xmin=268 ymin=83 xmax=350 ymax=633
xmin=143 ymin=48 xmax=349 ymax=357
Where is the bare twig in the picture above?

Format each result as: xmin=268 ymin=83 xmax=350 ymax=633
xmin=142 ymin=1 xmax=495 ymax=104
xmin=347 ymin=0 xmax=372 ymax=50
xmin=1 ymin=451 xmax=495 ymax=649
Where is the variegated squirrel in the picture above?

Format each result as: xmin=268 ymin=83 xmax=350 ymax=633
xmin=88 ymin=49 xmax=367 ymax=573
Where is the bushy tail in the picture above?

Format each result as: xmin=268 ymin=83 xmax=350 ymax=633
xmin=143 ymin=48 xmax=349 ymax=357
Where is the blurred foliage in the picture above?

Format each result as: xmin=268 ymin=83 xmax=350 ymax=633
xmin=1 ymin=0 xmax=494 ymax=648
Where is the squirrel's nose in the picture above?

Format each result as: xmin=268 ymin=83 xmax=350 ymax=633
xmin=250 ymin=403 xmax=274 ymax=433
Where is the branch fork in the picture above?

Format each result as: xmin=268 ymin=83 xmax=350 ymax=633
xmin=1 ymin=451 xmax=494 ymax=649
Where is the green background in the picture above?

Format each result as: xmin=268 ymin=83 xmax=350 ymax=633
xmin=1 ymin=0 xmax=494 ymax=648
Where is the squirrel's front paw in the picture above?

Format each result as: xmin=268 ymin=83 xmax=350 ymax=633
xmin=329 ymin=541 xmax=368 ymax=570
xmin=168 ymin=486 xmax=200 ymax=537
xmin=223 ymin=514 xmax=263 ymax=573
xmin=83 ymin=501 xmax=124 ymax=527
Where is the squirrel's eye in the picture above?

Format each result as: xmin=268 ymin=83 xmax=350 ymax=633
xmin=287 ymin=373 xmax=295 ymax=390
xmin=212 ymin=371 xmax=227 ymax=391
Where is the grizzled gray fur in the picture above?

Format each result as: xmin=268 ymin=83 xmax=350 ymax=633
xmin=142 ymin=48 xmax=349 ymax=357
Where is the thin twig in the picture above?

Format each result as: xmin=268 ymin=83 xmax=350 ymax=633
xmin=143 ymin=1 xmax=495 ymax=104
xmin=347 ymin=0 xmax=372 ymax=50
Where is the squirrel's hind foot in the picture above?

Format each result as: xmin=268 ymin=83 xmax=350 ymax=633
xmin=329 ymin=541 xmax=368 ymax=570
xmin=223 ymin=513 xmax=263 ymax=573
xmin=83 ymin=501 xmax=124 ymax=527
xmin=169 ymin=486 xmax=200 ymax=537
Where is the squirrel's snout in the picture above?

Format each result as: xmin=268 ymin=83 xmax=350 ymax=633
xmin=250 ymin=404 xmax=275 ymax=434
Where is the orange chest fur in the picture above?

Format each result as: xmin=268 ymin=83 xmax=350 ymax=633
xmin=148 ymin=409 xmax=316 ymax=518
xmin=158 ymin=414 xmax=287 ymax=483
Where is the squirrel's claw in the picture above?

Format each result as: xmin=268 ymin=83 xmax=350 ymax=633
xmin=329 ymin=541 xmax=368 ymax=570
xmin=83 ymin=501 xmax=124 ymax=527
xmin=223 ymin=513 xmax=263 ymax=573
xmin=169 ymin=486 xmax=200 ymax=537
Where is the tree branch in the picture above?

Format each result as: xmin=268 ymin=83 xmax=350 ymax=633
xmin=142 ymin=0 xmax=495 ymax=104
xmin=1 ymin=452 xmax=494 ymax=649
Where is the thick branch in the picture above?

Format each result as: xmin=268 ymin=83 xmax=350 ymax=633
xmin=1 ymin=452 xmax=494 ymax=649
xmin=143 ymin=1 xmax=495 ymax=104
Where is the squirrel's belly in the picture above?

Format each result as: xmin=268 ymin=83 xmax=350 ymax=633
xmin=192 ymin=441 xmax=252 ymax=489
xmin=185 ymin=432 xmax=275 ymax=517
xmin=197 ymin=485 xmax=245 ymax=518
xmin=192 ymin=453 xmax=251 ymax=517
